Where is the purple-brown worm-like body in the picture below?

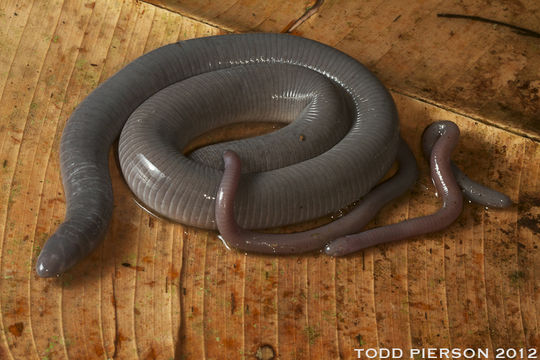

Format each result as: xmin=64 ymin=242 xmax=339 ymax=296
xmin=421 ymin=122 xmax=512 ymax=208
xmin=216 ymin=139 xmax=418 ymax=254
xmin=216 ymin=121 xmax=511 ymax=256
xmin=325 ymin=121 xmax=465 ymax=256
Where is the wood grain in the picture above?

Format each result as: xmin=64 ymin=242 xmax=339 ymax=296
xmin=0 ymin=0 xmax=538 ymax=359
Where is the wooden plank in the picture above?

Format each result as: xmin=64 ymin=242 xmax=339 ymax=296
xmin=0 ymin=0 xmax=538 ymax=359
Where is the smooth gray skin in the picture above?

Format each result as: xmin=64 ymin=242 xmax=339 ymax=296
xmin=36 ymin=33 xmax=400 ymax=277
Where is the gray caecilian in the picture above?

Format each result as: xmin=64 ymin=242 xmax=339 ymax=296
xmin=36 ymin=34 xmax=511 ymax=277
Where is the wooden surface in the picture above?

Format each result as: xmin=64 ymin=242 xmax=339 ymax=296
xmin=0 ymin=0 xmax=538 ymax=359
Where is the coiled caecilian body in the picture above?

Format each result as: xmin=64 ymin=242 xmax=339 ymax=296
xmin=36 ymin=33 xmax=510 ymax=277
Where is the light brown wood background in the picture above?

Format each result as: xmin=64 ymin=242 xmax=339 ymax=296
xmin=0 ymin=0 xmax=538 ymax=359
